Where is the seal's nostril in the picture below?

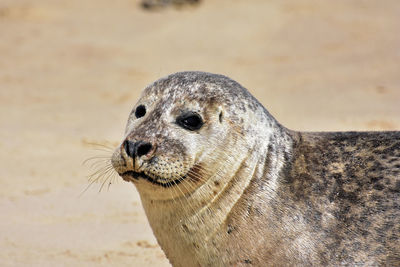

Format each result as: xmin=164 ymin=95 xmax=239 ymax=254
xmin=124 ymin=140 xmax=136 ymax=158
xmin=136 ymin=142 xmax=152 ymax=157
xmin=123 ymin=140 xmax=152 ymax=158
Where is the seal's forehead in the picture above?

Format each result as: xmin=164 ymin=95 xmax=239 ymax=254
xmin=142 ymin=71 xmax=254 ymax=105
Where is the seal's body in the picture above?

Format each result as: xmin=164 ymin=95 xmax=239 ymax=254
xmin=111 ymin=72 xmax=399 ymax=266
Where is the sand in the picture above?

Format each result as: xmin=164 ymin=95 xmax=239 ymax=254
xmin=1 ymin=0 xmax=399 ymax=266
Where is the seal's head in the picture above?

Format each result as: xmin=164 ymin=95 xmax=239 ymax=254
xmin=111 ymin=71 xmax=277 ymax=200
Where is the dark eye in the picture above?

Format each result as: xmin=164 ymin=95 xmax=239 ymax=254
xmin=176 ymin=112 xmax=203 ymax=131
xmin=135 ymin=105 xmax=146 ymax=118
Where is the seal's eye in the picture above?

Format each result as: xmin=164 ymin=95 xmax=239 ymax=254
xmin=176 ymin=112 xmax=203 ymax=131
xmin=135 ymin=105 xmax=146 ymax=118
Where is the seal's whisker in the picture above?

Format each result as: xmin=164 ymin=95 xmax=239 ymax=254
xmin=99 ymin=168 xmax=118 ymax=192
xmin=176 ymin=180 xmax=197 ymax=214
xmin=87 ymin=164 xmax=114 ymax=182
xmin=87 ymin=162 xmax=120 ymax=194
xmin=85 ymin=158 xmax=113 ymax=170
xmin=79 ymin=179 xmax=98 ymax=197
xmin=186 ymin=143 xmax=240 ymax=183
xmin=170 ymin=179 xmax=192 ymax=216
xmin=175 ymin=182 xmax=196 ymax=216
xmin=84 ymin=142 xmax=116 ymax=151
xmin=83 ymin=156 xmax=112 ymax=166
xmin=90 ymin=169 xmax=114 ymax=188
xmin=107 ymin=171 xmax=120 ymax=190
xmin=89 ymin=148 xmax=115 ymax=153
xmin=182 ymin=150 xmax=239 ymax=210
xmin=180 ymin=143 xmax=241 ymax=194
xmin=79 ymin=164 xmax=116 ymax=196
xmin=174 ymin=170 xmax=205 ymax=217
xmin=83 ymin=143 xmax=117 ymax=194
xmin=167 ymin=180 xmax=177 ymax=205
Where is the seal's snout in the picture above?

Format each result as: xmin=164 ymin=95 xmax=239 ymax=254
xmin=123 ymin=140 xmax=154 ymax=159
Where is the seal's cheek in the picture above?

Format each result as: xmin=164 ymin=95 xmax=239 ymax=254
xmin=155 ymin=138 xmax=189 ymax=158
xmin=186 ymin=163 xmax=205 ymax=183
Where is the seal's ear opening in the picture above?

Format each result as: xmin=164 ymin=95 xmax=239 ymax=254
xmin=219 ymin=111 xmax=223 ymax=123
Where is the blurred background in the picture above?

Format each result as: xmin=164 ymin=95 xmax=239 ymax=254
xmin=1 ymin=0 xmax=399 ymax=266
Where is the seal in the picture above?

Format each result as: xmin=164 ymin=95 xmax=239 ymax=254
xmin=111 ymin=71 xmax=400 ymax=266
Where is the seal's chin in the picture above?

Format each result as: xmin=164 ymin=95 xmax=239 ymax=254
xmin=121 ymin=171 xmax=186 ymax=188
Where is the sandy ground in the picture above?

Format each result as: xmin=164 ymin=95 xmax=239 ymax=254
xmin=1 ymin=0 xmax=399 ymax=266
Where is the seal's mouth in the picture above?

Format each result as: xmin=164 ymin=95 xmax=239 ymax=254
xmin=121 ymin=171 xmax=186 ymax=188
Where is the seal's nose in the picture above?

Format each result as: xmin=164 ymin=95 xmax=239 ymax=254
xmin=123 ymin=140 xmax=153 ymax=158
